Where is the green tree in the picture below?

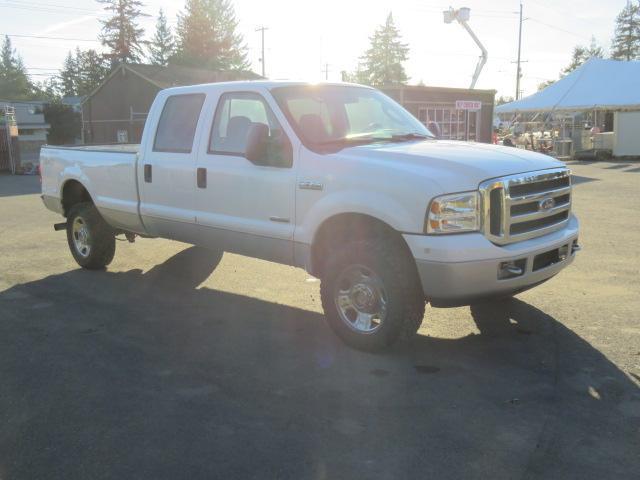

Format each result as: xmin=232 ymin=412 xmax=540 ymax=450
xmin=148 ymin=9 xmax=174 ymax=66
xmin=354 ymin=13 xmax=409 ymax=87
xmin=0 ymin=36 xmax=35 ymax=100
xmin=172 ymin=0 xmax=249 ymax=70
xmin=76 ymin=49 xmax=111 ymax=95
xmin=540 ymin=36 xmax=605 ymax=91
xmin=562 ymin=37 xmax=604 ymax=76
xmin=496 ymin=95 xmax=514 ymax=106
xmin=610 ymin=1 xmax=640 ymax=60
xmin=59 ymin=49 xmax=111 ymax=98
xmin=98 ymin=0 xmax=148 ymax=64
xmin=35 ymin=77 xmax=63 ymax=101
xmin=60 ymin=50 xmax=79 ymax=97
xmin=43 ymin=102 xmax=81 ymax=145
xmin=537 ymin=79 xmax=555 ymax=91
xmin=341 ymin=64 xmax=368 ymax=84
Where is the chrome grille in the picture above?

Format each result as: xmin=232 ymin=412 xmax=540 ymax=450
xmin=479 ymin=168 xmax=571 ymax=245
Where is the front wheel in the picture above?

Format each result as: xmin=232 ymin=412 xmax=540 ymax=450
xmin=66 ymin=202 xmax=116 ymax=269
xmin=320 ymin=239 xmax=425 ymax=351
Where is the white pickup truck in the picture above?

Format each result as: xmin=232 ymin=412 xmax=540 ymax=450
xmin=41 ymin=81 xmax=580 ymax=350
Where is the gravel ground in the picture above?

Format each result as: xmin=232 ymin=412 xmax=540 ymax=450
xmin=0 ymin=161 xmax=638 ymax=479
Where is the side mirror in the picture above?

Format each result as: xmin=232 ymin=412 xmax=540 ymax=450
xmin=427 ymin=121 xmax=442 ymax=139
xmin=245 ymin=123 xmax=269 ymax=164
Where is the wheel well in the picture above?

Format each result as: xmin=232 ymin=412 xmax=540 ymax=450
xmin=61 ymin=180 xmax=92 ymax=217
xmin=310 ymin=213 xmax=412 ymax=278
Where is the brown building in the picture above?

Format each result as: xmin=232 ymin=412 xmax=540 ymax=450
xmin=382 ymin=85 xmax=496 ymax=143
xmin=82 ymin=63 xmax=261 ymax=144
xmin=83 ymin=67 xmax=496 ymax=145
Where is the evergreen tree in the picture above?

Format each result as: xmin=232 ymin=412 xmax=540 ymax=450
xmin=496 ymin=95 xmax=515 ymax=105
xmin=173 ymin=0 xmax=249 ymax=70
xmin=540 ymin=36 xmax=605 ymax=91
xmin=76 ymin=49 xmax=111 ymax=95
xmin=35 ymin=77 xmax=63 ymax=101
xmin=98 ymin=0 xmax=148 ymax=64
xmin=44 ymin=103 xmax=82 ymax=145
xmin=610 ymin=1 xmax=640 ymax=60
xmin=537 ymin=79 xmax=555 ymax=91
xmin=341 ymin=64 xmax=368 ymax=84
xmin=60 ymin=50 xmax=79 ymax=97
xmin=562 ymin=37 xmax=604 ymax=75
xmin=0 ymin=36 xmax=35 ymax=99
xmin=354 ymin=13 xmax=409 ymax=87
xmin=58 ymin=48 xmax=111 ymax=98
xmin=148 ymin=9 xmax=174 ymax=66
xmin=562 ymin=45 xmax=587 ymax=75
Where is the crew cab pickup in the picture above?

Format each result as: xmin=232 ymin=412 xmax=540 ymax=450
xmin=41 ymin=81 xmax=580 ymax=350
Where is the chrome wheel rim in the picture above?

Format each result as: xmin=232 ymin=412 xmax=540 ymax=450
xmin=72 ymin=216 xmax=91 ymax=258
xmin=334 ymin=264 xmax=387 ymax=333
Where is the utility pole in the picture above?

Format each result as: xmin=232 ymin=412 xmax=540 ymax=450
xmin=515 ymin=2 xmax=523 ymax=100
xmin=323 ymin=63 xmax=330 ymax=81
xmin=255 ymin=26 xmax=268 ymax=78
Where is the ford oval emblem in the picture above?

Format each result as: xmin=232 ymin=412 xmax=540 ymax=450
xmin=539 ymin=197 xmax=555 ymax=211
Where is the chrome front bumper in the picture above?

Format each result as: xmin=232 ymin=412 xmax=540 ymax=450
xmin=404 ymin=215 xmax=580 ymax=307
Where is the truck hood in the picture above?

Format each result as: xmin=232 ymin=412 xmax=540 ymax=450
xmin=338 ymin=140 xmax=564 ymax=191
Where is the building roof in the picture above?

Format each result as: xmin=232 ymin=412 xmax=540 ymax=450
xmin=382 ymin=84 xmax=496 ymax=95
xmin=62 ymin=95 xmax=85 ymax=105
xmin=0 ymin=99 xmax=48 ymax=105
xmin=496 ymin=58 xmax=640 ymax=114
xmin=120 ymin=63 xmax=261 ymax=89
xmin=83 ymin=63 xmax=262 ymax=103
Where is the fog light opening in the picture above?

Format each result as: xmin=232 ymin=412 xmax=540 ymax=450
xmin=558 ymin=245 xmax=570 ymax=261
xmin=498 ymin=259 xmax=526 ymax=280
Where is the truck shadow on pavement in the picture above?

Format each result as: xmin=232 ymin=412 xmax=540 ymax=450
xmin=0 ymin=246 xmax=638 ymax=480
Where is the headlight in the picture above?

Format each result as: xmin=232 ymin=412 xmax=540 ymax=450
xmin=426 ymin=191 xmax=481 ymax=234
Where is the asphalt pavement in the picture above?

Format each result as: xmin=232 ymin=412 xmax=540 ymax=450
xmin=0 ymin=161 xmax=639 ymax=479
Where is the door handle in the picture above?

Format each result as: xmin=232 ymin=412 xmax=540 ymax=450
xmin=197 ymin=167 xmax=207 ymax=188
xmin=298 ymin=180 xmax=323 ymax=191
xmin=144 ymin=164 xmax=152 ymax=183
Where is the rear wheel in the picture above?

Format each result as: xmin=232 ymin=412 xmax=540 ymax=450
xmin=66 ymin=202 xmax=116 ymax=269
xmin=320 ymin=239 xmax=425 ymax=351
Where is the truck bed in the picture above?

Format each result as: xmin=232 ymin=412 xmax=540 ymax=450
xmin=43 ymin=144 xmax=140 ymax=154
xmin=40 ymin=143 xmax=144 ymax=234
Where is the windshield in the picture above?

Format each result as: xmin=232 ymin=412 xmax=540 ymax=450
xmin=271 ymin=85 xmax=434 ymax=149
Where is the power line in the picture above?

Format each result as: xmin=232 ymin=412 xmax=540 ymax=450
xmin=1 ymin=0 xmax=101 ymax=14
xmin=0 ymin=33 xmax=99 ymax=42
xmin=0 ymin=2 xmax=103 ymax=15
xmin=527 ymin=18 xmax=591 ymax=41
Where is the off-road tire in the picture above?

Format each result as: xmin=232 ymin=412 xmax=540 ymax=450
xmin=66 ymin=202 xmax=116 ymax=269
xmin=320 ymin=239 xmax=425 ymax=351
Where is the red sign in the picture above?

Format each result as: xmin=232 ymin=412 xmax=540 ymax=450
xmin=455 ymin=100 xmax=482 ymax=111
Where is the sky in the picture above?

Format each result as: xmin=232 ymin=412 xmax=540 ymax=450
xmin=0 ymin=0 xmax=631 ymax=98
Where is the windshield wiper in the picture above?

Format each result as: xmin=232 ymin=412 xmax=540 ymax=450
xmin=316 ymin=132 xmax=432 ymax=148
xmin=316 ymin=137 xmax=379 ymax=147
xmin=388 ymin=132 xmax=432 ymax=141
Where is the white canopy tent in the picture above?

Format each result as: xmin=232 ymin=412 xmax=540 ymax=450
xmin=496 ymin=59 xmax=640 ymax=157
xmin=496 ymin=59 xmax=640 ymax=114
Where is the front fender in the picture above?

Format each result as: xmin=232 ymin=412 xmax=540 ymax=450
xmin=295 ymin=189 xmax=420 ymax=245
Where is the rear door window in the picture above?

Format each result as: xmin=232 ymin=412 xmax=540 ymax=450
xmin=153 ymin=93 xmax=205 ymax=153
